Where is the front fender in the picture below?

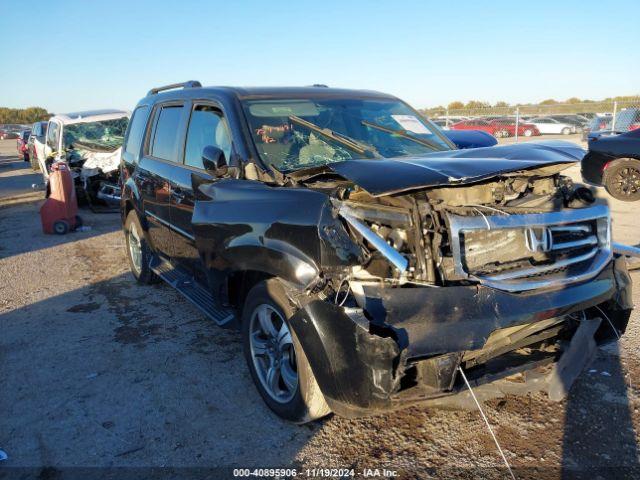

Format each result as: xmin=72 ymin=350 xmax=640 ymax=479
xmin=288 ymin=300 xmax=403 ymax=418
xmin=192 ymin=179 xmax=356 ymax=291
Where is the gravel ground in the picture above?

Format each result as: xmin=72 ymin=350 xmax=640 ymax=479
xmin=0 ymin=139 xmax=639 ymax=479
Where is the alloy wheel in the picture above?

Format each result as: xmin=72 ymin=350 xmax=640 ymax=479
xmin=613 ymin=166 xmax=640 ymax=198
xmin=128 ymin=222 xmax=143 ymax=274
xmin=249 ymin=304 xmax=298 ymax=404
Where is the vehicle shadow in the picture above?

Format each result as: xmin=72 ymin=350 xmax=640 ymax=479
xmin=561 ymin=342 xmax=640 ymax=479
xmin=0 ymin=272 xmax=316 ymax=476
xmin=0 ymin=198 xmax=121 ymax=260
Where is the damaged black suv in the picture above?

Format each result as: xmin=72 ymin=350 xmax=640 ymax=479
xmin=120 ymin=81 xmax=633 ymax=423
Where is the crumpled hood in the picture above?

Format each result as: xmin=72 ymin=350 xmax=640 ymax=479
xmin=79 ymin=147 xmax=122 ymax=178
xmin=327 ymin=141 xmax=585 ymax=196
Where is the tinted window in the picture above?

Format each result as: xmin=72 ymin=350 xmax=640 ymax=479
xmin=184 ymin=106 xmax=231 ymax=169
xmin=124 ymin=106 xmax=150 ymax=162
xmin=151 ymin=105 xmax=183 ymax=161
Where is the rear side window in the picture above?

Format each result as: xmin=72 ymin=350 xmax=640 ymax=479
xmin=151 ymin=105 xmax=183 ymax=161
xmin=123 ymin=106 xmax=150 ymax=163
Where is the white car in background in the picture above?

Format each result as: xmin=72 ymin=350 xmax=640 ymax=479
xmin=526 ymin=117 xmax=577 ymax=135
xmin=40 ymin=109 xmax=130 ymax=206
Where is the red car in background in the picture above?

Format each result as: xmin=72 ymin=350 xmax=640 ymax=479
xmin=451 ymin=118 xmax=540 ymax=138
xmin=0 ymin=128 xmax=20 ymax=140
xmin=16 ymin=130 xmax=30 ymax=162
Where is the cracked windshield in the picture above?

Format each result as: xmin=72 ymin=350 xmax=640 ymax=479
xmin=63 ymin=117 xmax=129 ymax=152
xmin=242 ymin=97 xmax=452 ymax=171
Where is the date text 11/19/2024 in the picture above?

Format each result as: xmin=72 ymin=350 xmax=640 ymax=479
xmin=232 ymin=467 xmax=399 ymax=477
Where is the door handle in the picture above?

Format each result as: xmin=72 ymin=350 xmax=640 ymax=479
xmin=172 ymin=187 xmax=187 ymax=204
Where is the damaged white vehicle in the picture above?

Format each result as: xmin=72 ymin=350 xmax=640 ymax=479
xmin=42 ymin=109 xmax=130 ymax=207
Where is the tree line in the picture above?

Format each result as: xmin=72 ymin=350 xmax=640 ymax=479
xmin=422 ymin=95 xmax=639 ymax=116
xmin=0 ymin=107 xmax=52 ymax=125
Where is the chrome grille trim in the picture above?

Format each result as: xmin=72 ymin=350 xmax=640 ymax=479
xmin=550 ymin=225 xmax=591 ymax=233
xmin=483 ymin=247 xmax=598 ymax=281
xmin=446 ymin=204 xmax=612 ymax=292
xmin=551 ymin=236 xmax=598 ymax=250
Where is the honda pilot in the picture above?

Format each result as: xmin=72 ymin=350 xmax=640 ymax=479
xmin=120 ymin=81 xmax=633 ymax=423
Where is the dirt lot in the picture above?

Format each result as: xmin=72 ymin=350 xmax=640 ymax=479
xmin=0 ymin=138 xmax=639 ymax=479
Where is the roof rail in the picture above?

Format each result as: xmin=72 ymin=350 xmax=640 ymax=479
xmin=147 ymin=80 xmax=202 ymax=96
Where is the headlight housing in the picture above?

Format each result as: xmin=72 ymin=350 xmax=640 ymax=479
xmin=337 ymin=201 xmax=413 ymax=273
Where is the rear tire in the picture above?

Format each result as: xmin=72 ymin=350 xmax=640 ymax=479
xmin=523 ymin=129 xmax=533 ymax=137
xmin=562 ymin=127 xmax=571 ymax=135
xmin=124 ymin=210 xmax=159 ymax=284
xmin=242 ymin=279 xmax=331 ymax=423
xmin=603 ymin=159 xmax=640 ymax=202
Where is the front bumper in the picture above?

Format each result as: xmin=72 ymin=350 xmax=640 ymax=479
xmin=289 ymin=257 xmax=633 ymax=418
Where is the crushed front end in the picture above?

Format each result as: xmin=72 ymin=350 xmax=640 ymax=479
xmin=289 ymin=161 xmax=633 ymax=417
xmin=52 ymin=116 xmax=128 ymax=209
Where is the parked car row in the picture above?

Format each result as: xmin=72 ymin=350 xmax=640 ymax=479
xmin=1 ymin=124 xmax=30 ymax=139
xmin=450 ymin=118 xmax=541 ymax=138
xmin=435 ymin=113 xmax=603 ymax=136
xmin=115 ymin=81 xmax=634 ymax=423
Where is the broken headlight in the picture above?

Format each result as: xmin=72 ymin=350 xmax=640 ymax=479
xmin=337 ymin=201 xmax=413 ymax=275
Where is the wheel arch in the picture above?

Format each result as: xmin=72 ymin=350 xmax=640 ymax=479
xmin=227 ymin=270 xmax=274 ymax=317
xmin=121 ymin=177 xmax=151 ymax=232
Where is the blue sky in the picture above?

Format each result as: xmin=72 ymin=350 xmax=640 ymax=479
xmin=1 ymin=0 xmax=638 ymax=113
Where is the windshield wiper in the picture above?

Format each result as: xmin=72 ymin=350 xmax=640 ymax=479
xmin=289 ymin=115 xmax=380 ymax=158
xmin=361 ymin=120 xmax=445 ymax=151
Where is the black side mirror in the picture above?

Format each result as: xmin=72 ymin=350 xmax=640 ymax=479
xmin=202 ymin=145 xmax=226 ymax=173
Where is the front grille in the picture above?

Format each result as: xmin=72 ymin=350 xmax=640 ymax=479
xmin=446 ymin=205 xmax=612 ymax=292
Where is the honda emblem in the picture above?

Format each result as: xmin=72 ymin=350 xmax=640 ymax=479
xmin=525 ymin=227 xmax=553 ymax=253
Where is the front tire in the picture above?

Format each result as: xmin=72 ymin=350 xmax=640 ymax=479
xmin=523 ymin=129 xmax=533 ymax=137
xmin=562 ymin=127 xmax=571 ymax=135
xmin=124 ymin=210 xmax=158 ymax=284
xmin=603 ymin=159 xmax=640 ymax=202
xmin=242 ymin=279 xmax=330 ymax=423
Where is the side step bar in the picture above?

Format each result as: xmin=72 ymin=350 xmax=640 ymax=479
xmin=150 ymin=256 xmax=235 ymax=326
